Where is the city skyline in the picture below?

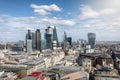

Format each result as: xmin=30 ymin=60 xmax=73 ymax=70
xmin=0 ymin=0 xmax=120 ymax=42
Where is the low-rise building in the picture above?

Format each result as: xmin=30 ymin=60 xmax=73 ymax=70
xmin=92 ymin=67 xmax=120 ymax=80
xmin=61 ymin=71 xmax=87 ymax=80
xmin=0 ymin=72 xmax=17 ymax=80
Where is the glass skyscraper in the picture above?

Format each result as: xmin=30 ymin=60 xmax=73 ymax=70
xmin=53 ymin=26 xmax=59 ymax=47
xmin=88 ymin=33 xmax=96 ymax=49
xmin=45 ymin=27 xmax=52 ymax=49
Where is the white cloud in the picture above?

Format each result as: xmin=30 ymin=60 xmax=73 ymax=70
xmin=0 ymin=17 xmax=4 ymax=23
xmin=79 ymin=6 xmax=99 ymax=19
xmin=34 ymin=9 xmax=48 ymax=16
xmin=100 ymin=8 xmax=116 ymax=15
xmin=34 ymin=17 xmax=75 ymax=26
xmin=30 ymin=4 xmax=61 ymax=16
xmin=79 ymin=5 xmax=116 ymax=20
xmin=91 ymin=0 xmax=120 ymax=9
xmin=82 ymin=24 xmax=91 ymax=28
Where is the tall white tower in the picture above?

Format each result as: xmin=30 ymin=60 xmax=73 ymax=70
xmin=27 ymin=39 xmax=33 ymax=54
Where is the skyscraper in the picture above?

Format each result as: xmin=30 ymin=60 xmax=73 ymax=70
xmin=26 ymin=29 xmax=32 ymax=41
xmin=67 ymin=37 xmax=72 ymax=46
xmin=53 ymin=26 xmax=59 ymax=47
xmin=26 ymin=29 xmax=33 ymax=53
xmin=88 ymin=33 xmax=96 ymax=49
xmin=62 ymin=32 xmax=69 ymax=55
xmin=32 ymin=32 xmax=36 ymax=49
xmin=26 ymin=39 xmax=33 ymax=54
xmin=45 ymin=27 xmax=52 ymax=49
xmin=35 ymin=29 xmax=41 ymax=51
xmin=64 ymin=32 xmax=67 ymax=42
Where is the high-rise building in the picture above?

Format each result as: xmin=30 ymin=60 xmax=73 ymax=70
xmin=35 ymin=29 xmax=41 ymax=51
xmin=11 ymin=41 xmax=24 ymax=52
xmin=26 ymin=39 xmax=33 ymax=54
xmin=26 ymin=30 xmax=32 ymax=51
xmin=26 ymin=30 xmax=32 ymax=45
xmin=26 ymin=30 xmax=32 ymax=53
xmin=26 ymin=29 xmax=32 ymax=40
xmin=88 ymin=33 xmax=96 ymax=49
xmin=41 ymin=39 xmax=46 ymax=50
xmin=45 ymin=27 xmax=52 ymax=49
xmin=32 ymin=32 xmax=36 ymax=49
xmin=62 ymin=32 xmax=69 ymax=55
xmin=53 ymin=26 xmax=59 ymax=47
xmin=64 ymin=32 xmax=67 ymax=42
xmin=67 ymin=37 xmax=72 ymax=46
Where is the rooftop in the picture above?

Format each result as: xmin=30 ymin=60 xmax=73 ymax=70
xmin=80 ymin=53 xmax=112 ymax=58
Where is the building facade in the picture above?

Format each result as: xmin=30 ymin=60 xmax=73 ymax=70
xmin=45 ymin=27 xmax=52 ymax=49
xmin=88 ymin=33 xmax=96 ymax=49
xmin=26 ymin=39 xmax=33 ymax=54
xmin=53 ymin=26 xmax=59 ymax=47
xmin=35 ymin=29 xmax=41 ymax=51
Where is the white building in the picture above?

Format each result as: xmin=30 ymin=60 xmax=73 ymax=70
xmin=0 ymin=70 xmax=4 ymax=76
xmin=52 ymin=40 xmax=57 ymax=50
xmin=26 ymin=39 xmax=33 ymax=54
xmin=0 ymin=52 xmax=4 ymax=59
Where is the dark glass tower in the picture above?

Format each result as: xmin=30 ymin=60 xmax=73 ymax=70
xmin=26 ymin=29 xmax=32 ymax=40
xmin=88 ymin=33 xmax=96 ymax=49
xmin=67 ymin=37 xmax=72 ymax=46
xmin=53 ymin=26 xmax=59 ymax=47
xmin=26 ymin=29 xmax=32 ymax=48
xmin=35 ymin=29 xmax=41 ymax=51
xmin=45 ymin=27 xmax=52 ymax=49
xmin=32 ymin=32 xmax=35 ymax=49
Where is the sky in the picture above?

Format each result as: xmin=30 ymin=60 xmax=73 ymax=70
xmin=0 ymin=0 xmax=120 ymax=42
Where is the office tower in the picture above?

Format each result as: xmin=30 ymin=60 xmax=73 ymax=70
xmin=32 ymin=32 xmax=36 ymax=49
xmin=25 ymin=29 xmax=33 ymax=53
xmin=11 ymin=41 xmax=24 ymax=52
xmin=19 ymin=40 xmax=24 ymax=48
xmin=45 ymin=27 xmax=52 ymax=49
xmin=53 ymin=26 xmax=59 ymax=47
xmin=41 ymin=39 xmax=46 ymax=50
xmin=26 ymin=39 xmax=33 ymax=54
xmin=26 ymin=29 xmax=32 ymax=40
xmin=88 ymin=33 xmax=96 ymax=49
xmin=26 ymin=29 xmax=32 ymax=45
xmin=64 ymin=32 xmax=67 ymax=42
xmin=35 ymin=29 xmax=41 ymax=51
xmin=62 ymin=32 xmax=69 ymax=55
xmin=67 ymin=37 xmax=72 ymax=46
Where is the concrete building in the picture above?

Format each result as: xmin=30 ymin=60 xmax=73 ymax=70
xmin=78 ymin=53 xmax=114 ymax=72
xmin=0 ymin=71 xmax=17 ymax=80
xmin=26 ymin=39 xmax=33 ymax=54
xmin=92 ymin=67 xmax=120 ymax=80
xmin=35 ymin=29 xmax=41 ymax=51
xmin=52 ymin=40 xmax=57 ymax=50
xmin=61 ymin=71 xmax=87 ymax=80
